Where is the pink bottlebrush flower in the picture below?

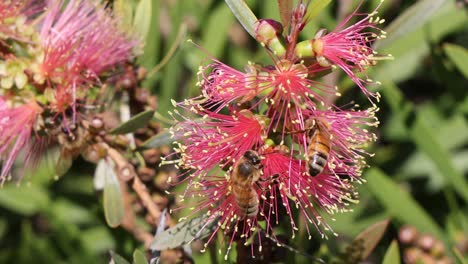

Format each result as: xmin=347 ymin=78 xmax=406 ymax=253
xmin=38 ymin=0 xmax=137 ymax=93
xmin=0 ymin=97 xmax=43 ymax=183
xmin=197 ymin=60 xmax=268 ymax=112
xmin=177 ymin=174 xmax=267 ymax=259
xmin=169 ymin=107 xmax=267 ymax=182
xmin=260 ymin=60 xmax=335 ymax=135
xmin=296 ymin=0 xmax=387 ymax=100
xmin=199 ymin=59 xmax=337 ymax=136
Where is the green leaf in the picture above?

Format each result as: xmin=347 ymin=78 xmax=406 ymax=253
xmin=225 ymin=0 xmax=258 ymax=39
xmin=0 ymin=185 xmax=49 ymax=215
xmin=374 ymin=2 xmax=466 ymax=84
xmin=410 ymin=111 xmax=468 ymax=202
xmin=103 ymin=161 xmax=124 ymax=228
xmin=306 ymin=0 xmax=332 ymax=21
xmin=150 ymin=214 xmax=220 ymax=250
xmin=352 ymin=219 xmax=390 ymax=260
xmin=444 ymin=43 xmax=468 ymax=78
xmin=133 ymin=0 xmax=152 ymax=43
xmin=110 ymin=110 xmax=154 ymax=135
xmin=140 ymin=130 xmax=173 ymax=149
xmin=382 ymin=240 xmax=400 ymax=264
xmin=51 ymin=199 xmax=95 ymax=225
xmin=132 ymin=249 xmax=148 ymax=264
xmin=365 ymin=168 xmax=447 ymax=243
xmin=374 ymin=0 xmax=445 ymax=49
xmin=81 ymin=228 xmax=115 ymax=254
xmin=110 ymin=251 xmax=131 ymax=264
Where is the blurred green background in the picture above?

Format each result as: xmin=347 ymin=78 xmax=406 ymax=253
xmin=0 ymin=0 xmax=467 ymax=263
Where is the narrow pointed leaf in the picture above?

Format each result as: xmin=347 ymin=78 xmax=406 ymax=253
xmin=352 ymin=219 xmax=390 ymax=260
xmin=114 ymin=0 xmax=134 ymax=27
xmin=110 ymin=251 xmax=131 ymax=264
xmin=443 ymin=43 xmax=468 ymax=78
xmin=278 ymin=0 xmax=292 ymax=31
xmin=374 ymin=0 xmax=445 ymax=49
xmin=225 ymin=0 xmax=258 ymax=39
xmin=132 ymin=249 xmax=148 ymax=264
xmin=307 ymin=0 xmax=332 ymax=21
xmin=383 ymin=240 xmax=400 ymax=264
xmin=150 ymin=214 xmax=220 ymax=251
xmin=133 ymin=0 xmax=152 ymax=42
xmin=140 ymin=130 xmax=173 ymax=149
xmin=365 ymin=169 xmax=447 ymax=243
xmin=110 ymin=110 xmax=155 ymax=135
xmin=103 ymin=162 xmax=124 ymax=228
xmin=410 ymin=111 xmax=468 ymax=202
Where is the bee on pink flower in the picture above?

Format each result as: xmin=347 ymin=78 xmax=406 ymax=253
xmin=168 ymin=107 xmax=267 ymax=183
xmin=261 ymin=144 xmax=356 ymax=240
xmin=288 ymin=106 xmax=379 ymax=180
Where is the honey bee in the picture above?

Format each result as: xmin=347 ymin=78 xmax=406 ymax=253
xmin=230 ymin=150 xmax=263 ymax=219
xmin=305 ymin=118 xmax=332 ymax=176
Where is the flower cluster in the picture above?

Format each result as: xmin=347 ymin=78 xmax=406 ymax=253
xmin=0 ymin=0 xmax=138 ymax=183
xmin=168 ymin=0 xmax=386 ymax=256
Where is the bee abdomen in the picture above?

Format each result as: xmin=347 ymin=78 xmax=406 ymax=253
xmin=308 ymin=130 xmax=331 ymax=176
xmin=232 ymin=185 xmax=259 ymax=219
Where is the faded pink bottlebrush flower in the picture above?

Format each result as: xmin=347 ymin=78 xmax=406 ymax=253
xmin=295 ymin=0 xmax=388 ymax=100
xmin=168 ymin=107 xmax=267 ymax=182
xmin=0 ymin=97 xmax=43 ymax=183
xmin=0 ymin=0 xmax=44 ymax=39
xmin=37 ymin=0 xmax=137 ymax=111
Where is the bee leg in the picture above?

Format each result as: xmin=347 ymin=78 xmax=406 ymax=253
xmin=256 ymin=174 xmax=280 ymax=191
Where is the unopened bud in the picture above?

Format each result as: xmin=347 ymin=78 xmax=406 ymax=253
xmin=398 ymin=225 xmax=419 ymax=245
xmin=417 ymin=234 xmax=436 ymax=252
xmin=255 ymin=19 xmax=286 ymax=57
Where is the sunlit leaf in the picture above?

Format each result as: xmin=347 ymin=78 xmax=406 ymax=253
xmin=133 ymin=0 xmax=152 ymax=42
xmin=225 ymin=0 xmax=258 ymax=38
xmin=132 ymin=249 xmax=148 ymax=264
xmin=374 ymin=0 xmax=445 ymax=49
xmin=444 ymin=43 xmax=468 ymax=78
xmin=352 ymin=219 xmax=390 ymax=260
xmin=103 ymin=161 xmax=124 ymax=228
xmin=306 ymin=0 xmax=332 ymax=21
xmin=114 ymin=0 xmax=134 ymax=27
xmin=94 ymin=159 xmax=107 ymax=190
xmin=110 ymin=251 xmax=131 ymax=264
xmin=110 ymin=110 xmax=154 ymax=135
xmin=150 ymin=214 xmax=220 ymax=251
xmin=382 ymin=240 xmax=400 ymax=264
xmin=365 ymin=169 xmax=447 ymax=243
